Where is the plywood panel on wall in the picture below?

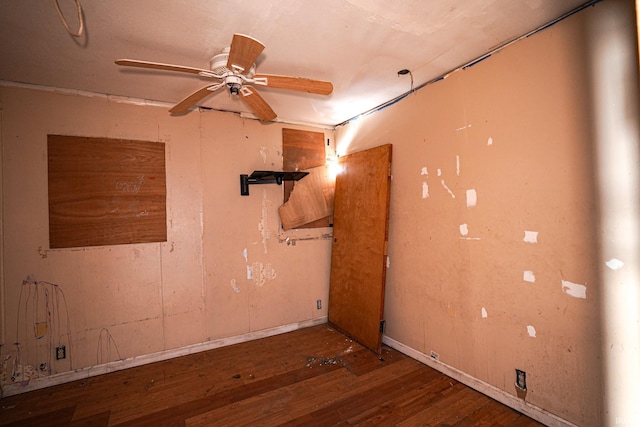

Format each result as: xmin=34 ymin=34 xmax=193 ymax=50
xmin=48 ymin=135 xmax=166 ymax=248
xmin=282 ymin=128 xmax=332 ymax=228
xmin=278 ymin=165 xmax=335 ymax=230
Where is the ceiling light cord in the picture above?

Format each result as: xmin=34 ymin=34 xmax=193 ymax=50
xmin=53 ymin=0 xmax=84 ymax=37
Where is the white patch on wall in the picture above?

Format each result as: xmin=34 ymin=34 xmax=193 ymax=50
xmin=456 ymin=124 xmax=472 ymax=131
xmin=456 ymin=155 xmax=460 ymax=176
xmin=487 ymin=136 xmax=493 ymax=146
xmin=230 ymin=279 xmax=240 ymax=294
xmin=246 ymin=265 xmax=253 ymax=280
xmin=466 ymin=189 xmax=477 ymax=207
xmin=422 ymin=182 xmax=429 ymax=199
xmin=259 ymin=146 xmax=268 ymax=163
xmin=421 ymin=166 xmax=428 ymax=176
xmin=605 ymin=258 xmax=624 ymax=270
xmin=523 ymin=231 xmax=538 ymax=243
xmin=523 ymin=270 xmax=536 ymax=283
xmin=561 ymin=280 xmax=587 ymax=299
xmin=459 ymin=223 xmax=481 ymax=240
xmin=386 ymin=256 xmax=391 ymax=268
xmin=252 ymin=262 xmax=277 ymax=287
xmin=258 ymin=189 xmax=272 ymax=254
xmin=527 ymin=325 xmax=537 ymax=337
xmin=242 ymin=248 xmax=248 ymax=262
xmin=481 ymin=307 xmax=488 ymax=318
xmin=440 ymin=179 xmax=455 ymax=198
xmin=437 ymin=168 xmax=442 ymax=177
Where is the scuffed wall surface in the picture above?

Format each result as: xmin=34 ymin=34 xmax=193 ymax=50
xmin=335 ymin=6 xmax=601 ymax=426
xmin=0 ymin=87 xmax=331 ymax=384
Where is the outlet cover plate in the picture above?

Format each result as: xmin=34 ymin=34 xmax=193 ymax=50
xmin=56 ymin=345 xmax=66 ymax=360
xmin=516 ymin=369 xmax=527 ymax=390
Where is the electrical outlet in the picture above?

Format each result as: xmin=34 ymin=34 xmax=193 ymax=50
xmin=430 ymin=351 xmax=439 ymax=361
xmin=56 ymin=345 xmax=66 ymax=360
xmin=515 ymin=369 xmax=527 ymax=390
xmin=316 ymin=299 xmax=322 ymax=309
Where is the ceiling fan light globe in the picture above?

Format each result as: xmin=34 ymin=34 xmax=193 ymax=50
xmin=225 ymin=74 xmax=243 ymax=95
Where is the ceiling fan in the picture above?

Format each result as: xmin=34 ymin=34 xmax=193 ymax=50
xmin=115 ymin=33 xmax=333 ymax=121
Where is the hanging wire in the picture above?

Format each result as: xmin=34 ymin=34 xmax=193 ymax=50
xmin=10 ymin=279 xmax=75 ymax=383
xmin=53 ymin=0 xmax=84 ymax=37
xmin=397 ymin=69 xmax=414 ymax=93
xmin=97 ymin=328 xmax=122 ymax=365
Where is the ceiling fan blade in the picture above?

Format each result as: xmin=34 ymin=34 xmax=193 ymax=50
xmin=226 ymin=34 xmax=265 ymax=73
xmin=115 ymin=59 xmax=214 ymax=77
xmin=253 ymin=74 xmax=333 ymax=95
xmin=239 ymin=86 xmax=276 ymax=122
xmin=169 ymin=83 xmax=224 ymax=114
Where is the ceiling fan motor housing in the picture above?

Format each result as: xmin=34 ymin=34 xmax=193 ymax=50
xmin=209 ymin=50 xmax=230 ymax=75
xmin=210 ymin=47 xmax=256 ymax=78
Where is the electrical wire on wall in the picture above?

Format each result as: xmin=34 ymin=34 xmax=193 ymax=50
xmin=96 ymin=328 xmax=122 ymax=365
xmin=7 ymin=279 xmax=74 ymax=386
xmin=53 ymin=0 xmax=85 ymax=37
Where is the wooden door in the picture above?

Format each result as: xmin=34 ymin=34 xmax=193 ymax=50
xmin=328 ymin=144 xmax=392 ymax=354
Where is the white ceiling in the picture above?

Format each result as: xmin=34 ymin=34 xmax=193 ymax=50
xmin=0 ymin=0 xmax=591 ymax=127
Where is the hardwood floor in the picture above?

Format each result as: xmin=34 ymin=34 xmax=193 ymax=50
xmin=0 ymin=325 xmax=544 ymax=426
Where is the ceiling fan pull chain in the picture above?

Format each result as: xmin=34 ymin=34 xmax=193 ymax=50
xmin=53 ymin=0 xmax=84 ymax=37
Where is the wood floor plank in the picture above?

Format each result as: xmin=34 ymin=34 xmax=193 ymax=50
xmin=453 ymin=398 xmax=522 ymax=426
xmin=0 ymin=325 xmax=545 ymax=427
xmin=506 ymin=414 xmax=549 ymax=427
xmin=185 ymin=366 xmax=354 ymax=426
xmin=340 ymin=374 xmax=458 ymax=426
xmin=396 ymin=383 xmax=493 ymax=426
xmin=186 ymin=355 xmax=421 ymax=426
xmin=93 ymin=326 xmax=357 ymax=425
xmin=2 ymin=405 xmax=76 ymax=427
xmin=279 ymin=364 xmax=443 ymax=426
xmin=115 ymin=355 xmax=347 ymax=426
xmin=70 ymin=410 xmax=111 ymax=426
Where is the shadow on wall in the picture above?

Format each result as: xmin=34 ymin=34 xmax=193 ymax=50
xmin=587 ymin=0 xmax=640 ymax=424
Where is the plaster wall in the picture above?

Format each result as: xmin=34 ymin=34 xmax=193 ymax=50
xmin=0 ymin=87 xmax=331 ymax=382
xmin=335 ymin=5 xmax=607 ymax=426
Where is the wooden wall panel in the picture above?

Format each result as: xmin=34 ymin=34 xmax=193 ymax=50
xmin=278 ymin=165 xmax=335 ymax=230
xmin=47 ymin=135 xmax=166 ymax=248
xmin=282 ymin=128 xmax=332 ymax=228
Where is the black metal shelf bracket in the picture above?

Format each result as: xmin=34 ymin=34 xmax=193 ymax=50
xmin=240 ymin=170 xmax=309 ymax=196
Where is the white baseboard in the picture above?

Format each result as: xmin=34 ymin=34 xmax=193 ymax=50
xmin=382 ymin=335 xmax=578 ymax=427
xmin=2 ymin=316 xmax=328 ymax=397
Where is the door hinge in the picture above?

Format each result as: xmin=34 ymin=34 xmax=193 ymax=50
xmin=379 ymin=320 xmax=386 ymax=333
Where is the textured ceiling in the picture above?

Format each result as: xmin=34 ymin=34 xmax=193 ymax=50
xmin=0 ymin=0 xmax=592 ymax=126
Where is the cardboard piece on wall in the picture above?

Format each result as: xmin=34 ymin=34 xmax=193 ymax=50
xmin=278 ymin=165 xmax=335 ymax=230
xmin=34 ymin=322 xmax=47 ymax=339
